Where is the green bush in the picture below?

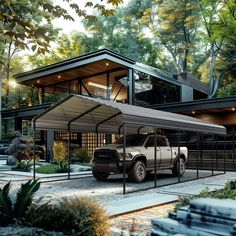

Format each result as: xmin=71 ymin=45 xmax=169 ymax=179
xmin=176 ymin=180 xmax=236 ymax=210
xmin=24 ymin=197 xmax=111 ymax=236
xmin=11 ymin=160 xmax=31 ymax=172
xmin=0 ymin=180 xmax=40 ymax=226
xmin=71 ymin=148 xmax=91 ymax=163
xmin=0 ymin=226 xmax=65 ymax=236
xmin=36 ymin=164 xmax=58 ymax=174
xmin=36 ymin=161 xmax=72 ymax=174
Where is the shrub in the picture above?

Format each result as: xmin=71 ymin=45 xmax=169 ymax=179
xmin=0 ymin=180 xmax=40 ymax=226
xmin=36 ymin=161 xmax=72 ymax=174
xmin=24 ymin=197 xmax=111 ymax=236
xmin=55 ymin=160 xmax=72 ymax=173
xmin=11 ymin=160 xmax=31 ymax=172
xmin=176 ymin=180 xmax=236 ymax=210
xmin=0 ymin=226 xmax=65 ymax=236
xmin=36 ymin=164 xmax=58 ymax=174
xmin=53 ymin=141 xmax=67 ymax=161
xmin=71 ymin=148 xmax=91 ymax=163
xmin=7 ymin=131 xmax=34 ymax=162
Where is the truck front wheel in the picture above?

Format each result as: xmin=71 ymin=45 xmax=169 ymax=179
xmin=92 ymin=170 xmax=109 ymax=181
xmin=128 ymin=161 xmax=146 ymax=183
xmin=172 ymin=158 xmax=185 ymax=177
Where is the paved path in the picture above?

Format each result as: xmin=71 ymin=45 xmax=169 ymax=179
xmin=104 ymin=172 xmax=235 ymax=216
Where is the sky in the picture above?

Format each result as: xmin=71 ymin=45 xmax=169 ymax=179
xmin=53 ymin=0 xmax=129 ymax=34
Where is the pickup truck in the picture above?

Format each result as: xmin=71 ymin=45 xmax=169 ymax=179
xmin=92 ymin=134 xmax=188 ymax=182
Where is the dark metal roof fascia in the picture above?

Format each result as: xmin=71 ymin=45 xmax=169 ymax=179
xmin=151 ymin=96 xmax=236 ymax=112
xmin=15 ymin=49 xmax=135 ymax=81
xmin=132 ymin=63 xmax=182 ymax=86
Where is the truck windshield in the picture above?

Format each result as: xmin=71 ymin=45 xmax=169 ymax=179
xmin=114 ymin=134 xmax=147 ymax=147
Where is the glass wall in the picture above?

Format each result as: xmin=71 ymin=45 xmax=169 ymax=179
xmin=134 ymin=70 xmax=180 ymax=106
xmin=1 ymin=119 xmax=15 ymax=139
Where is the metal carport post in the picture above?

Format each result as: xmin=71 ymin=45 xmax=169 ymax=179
xmin=67 ymin=104 xmax=102 ymax=179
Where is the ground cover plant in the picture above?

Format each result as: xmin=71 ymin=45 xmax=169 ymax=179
xmin=0 ymin=180 xmax=111 ymax=236
xmin=176 ymin=180 xmax=236 ymax=210
xmin=36 ymin=160 xmax=72 ymax=174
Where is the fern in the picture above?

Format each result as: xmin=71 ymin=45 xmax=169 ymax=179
xmin=0 ymin=182 xmax=13 ymax=226
xmin=14 ymin=180 xmax=40 ymax=219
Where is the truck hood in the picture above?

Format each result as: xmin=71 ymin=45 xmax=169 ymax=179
xmin=96 ymin=144 xmax=142 ymax=154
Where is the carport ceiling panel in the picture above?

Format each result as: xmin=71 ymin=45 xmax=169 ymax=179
xmin=70 ymin=105 xmax=121 ymax=130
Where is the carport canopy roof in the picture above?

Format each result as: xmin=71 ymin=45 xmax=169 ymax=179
xmin=33 ymin=95 xmax=226 ymax=135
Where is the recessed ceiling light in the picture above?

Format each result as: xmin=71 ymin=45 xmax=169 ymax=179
xmin=105 ymin=62 xmax=109 ymax=67
xmin=192 ymin=111 xmax=196 ymax=115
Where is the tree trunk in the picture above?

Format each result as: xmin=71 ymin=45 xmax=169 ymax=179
xmin=208 ymin=45 xmax=219 ymax=98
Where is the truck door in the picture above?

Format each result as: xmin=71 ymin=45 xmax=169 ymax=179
xmin=158 ymin=137 xmax=172 ymax=166
xmin=143 ymin=135 xmax=161 ymax=168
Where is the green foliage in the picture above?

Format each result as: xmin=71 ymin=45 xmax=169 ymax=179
xmin=71 ymin=148 xmax=91 ymax=163
xmin=0 ymin=180 xmax=40 ymax=226
xmin=176 ymin=180 xmax=236 ymax=210
xmin=7 ymin=131 xmax=34 ymax=162
xmin=36 ymin=164 xmax=58 ymax=174
xmin=0 ymin=227 xmax=65 ymax=236
xmin=24 ymin=197 xmax=111 ymax=236
xmin=0 ymin=182 xmax=12 ymax=226
xmin=54 ymin=160 xmax=72 ymax=173
xmin=11 ymin=160 xmax=31 ymax=172
xmin=14 ymin=180 xmax=40 ymax=219
xmin=36 ymin=161 xmax=71 ymax=174
xmin=217 ymin=80 xmax=236 ymax=98
xmin=53 ymin=141 xmax=67 ymax=162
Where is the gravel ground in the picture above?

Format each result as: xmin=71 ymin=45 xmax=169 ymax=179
xmin=110 ymin=204 xmax=175 ymax=235
xmin=0 ymin=170 xmax=234 ymax=203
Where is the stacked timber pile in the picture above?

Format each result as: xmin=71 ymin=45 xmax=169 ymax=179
xmin=151 ymin=198 xmax=236 ymax=236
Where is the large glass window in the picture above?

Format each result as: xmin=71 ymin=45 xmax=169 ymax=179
xmin=2 ymin=119 xmax=15 ymax=139
xmin=134 ymin=70 xmax=180 ymax=106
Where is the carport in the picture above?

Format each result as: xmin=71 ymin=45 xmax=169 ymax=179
xmin=32 ymin=95 xmax=226 ymax=194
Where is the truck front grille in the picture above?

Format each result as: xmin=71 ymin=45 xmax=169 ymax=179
xmin=94 ymin=149 xmax=119 ymax=164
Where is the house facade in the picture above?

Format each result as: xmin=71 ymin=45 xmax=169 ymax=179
xmin=1 ymin=49 xmax=235 ymax=168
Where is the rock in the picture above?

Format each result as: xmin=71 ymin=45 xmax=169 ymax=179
xmin=151 ymin=198 xmax=236 ymax=236
xmin=6 ymin=155 xmax=18 ymax=165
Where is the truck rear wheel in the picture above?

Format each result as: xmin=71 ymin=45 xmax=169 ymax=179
xmin=128 ymin=161 xmax=146 ymax=183
xmin=92 ymin=170 xmax=109 ymax=181
xmin=172 ymin=158 xmax=185 ymax=177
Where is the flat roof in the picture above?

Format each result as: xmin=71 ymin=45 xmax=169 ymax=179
xmin=33 ymin=95 xmax=226 ymax=135
xmin=15 ymin=49 xmax=182 ymax=88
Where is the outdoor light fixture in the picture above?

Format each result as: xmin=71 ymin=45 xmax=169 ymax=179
xmin=105 ymin=62 xmax=109 ymax=67
xmin=192 ymin=111 xmax=196 ymax=115
xmin=88 ymin=81 xmax=109 ymax=90
xmin=232 ymin=107 xmax=235 ymax=111
xmin=58 ymin=75 xmax=61 ymax=78
xmin=37 ymin=80 xmax=40 ymax=84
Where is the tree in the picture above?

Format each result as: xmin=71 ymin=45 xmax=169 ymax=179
xmin=82 ymin=0 xmax=167 ymax=68
xmin=28 ymin=32 xmax=85 ymax=68
xmin=198 ymin=0 xmax=236 ymax=97
xmin=140 ymin=0 xmax=202 ymax=74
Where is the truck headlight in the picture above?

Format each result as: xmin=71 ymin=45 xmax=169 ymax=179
xmin=118 ymin=153 xmax=133 ymax=159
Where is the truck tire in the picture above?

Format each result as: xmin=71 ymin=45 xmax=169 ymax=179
xmin=128 ymin=161 xmax=146 ymax=183
xmin=172 ymin=158 xmax=185 ymax=177
xmin=92 ymin=170 xmax=109 ymax=181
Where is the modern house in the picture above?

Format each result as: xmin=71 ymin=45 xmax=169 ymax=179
xmin=1 ymin=49 xmax=235 ymax=168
